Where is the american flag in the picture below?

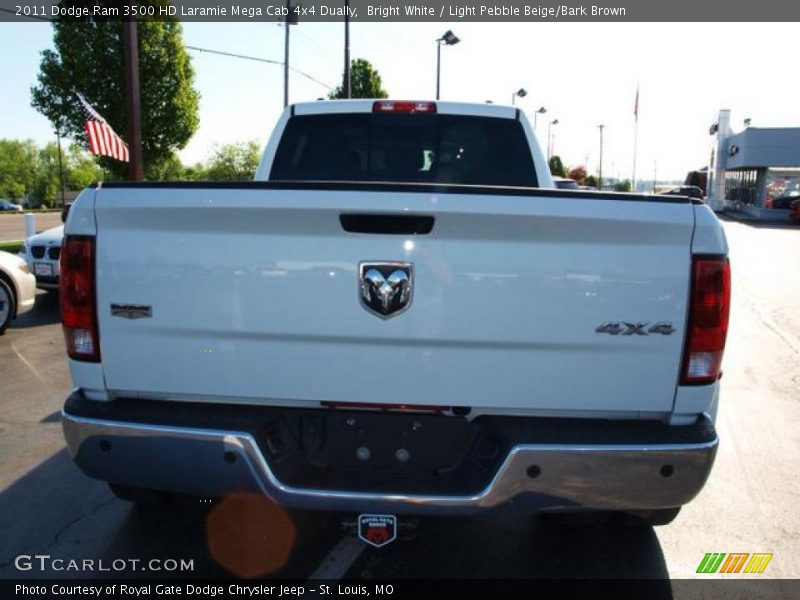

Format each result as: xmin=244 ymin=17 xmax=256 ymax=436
xmin=77 ymin=93 xmax=129 ymax=162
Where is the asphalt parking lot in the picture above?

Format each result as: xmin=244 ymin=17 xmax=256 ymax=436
xmin=0 ymin=212 xmax=62 ymax=243
xmin=1 ymin=218 xmax=798 ymax=582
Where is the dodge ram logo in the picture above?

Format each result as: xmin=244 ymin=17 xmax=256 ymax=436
xmin=359 ymin=262 xmax=413 ymax=319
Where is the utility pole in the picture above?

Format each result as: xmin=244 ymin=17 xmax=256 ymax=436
xmin=598 ymin=124 xmax=605 ymax=190
xmin=123 ymin=20 xmax=144 ymax=181
xmin=283 ymin=0 xmax=291 ymax=107
xmin=344 ymin=0 xmax=351 ymax=98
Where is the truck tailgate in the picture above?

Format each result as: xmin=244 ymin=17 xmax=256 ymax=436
xmin=94 ymin=186 xmax=694 ymax=414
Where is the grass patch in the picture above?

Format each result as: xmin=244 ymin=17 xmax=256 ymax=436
xmin=0 ymin=241 xmax=23 ymax=254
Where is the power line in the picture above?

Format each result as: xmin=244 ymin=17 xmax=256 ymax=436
xmin=4 ymin=12 xmax=335 ymax=92
xmin=2 ymin=12 xmax=334 ymax=91
xmin=185 ymin=45 xmax=334 ymax=90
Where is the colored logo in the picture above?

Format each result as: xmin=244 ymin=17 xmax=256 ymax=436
xmin=358 ymin=514 xmax=397 ymax=548
xmin=696 ymin=553 xmax=773 ymax=574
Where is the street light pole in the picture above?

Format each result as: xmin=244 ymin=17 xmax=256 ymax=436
xmin=123 ymin=20 xmax=143 ymax=181
xmin=547 ymin=119 xmax=559 ymax=159
xmin=435 ymin=30 xmax=460 ymax=100
xmin=436 ymin=41 xmax=441 ymax=100
xmin=653 ymin=160 xmax=657 ymax=193
xmin=533 ymin=106 xmax=546 ymax=130
xmin=511 ymin=88 xmax=527 ymax=106
xmin=598 ymin=124 xmax=605 ymax=190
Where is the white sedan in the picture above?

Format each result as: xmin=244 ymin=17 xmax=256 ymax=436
xmin=22 ymin=225 xmax=63 ymax=289
xmin=0 ymin=250 xmax=36 ymax=335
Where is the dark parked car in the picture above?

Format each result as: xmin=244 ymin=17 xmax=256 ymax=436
xmin=0 ymin=199 xmax=22 ymax=212
xmin=660 ymin=186 xmax=704 ymax=200
xmin=772 ymin=191 xmax=800 ymax=209
xmin=790 ymin=198 xmax=800 ymax=222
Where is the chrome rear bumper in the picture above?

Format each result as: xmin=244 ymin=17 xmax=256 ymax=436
xmin=62 ymin=399 xmax=718 ymax=516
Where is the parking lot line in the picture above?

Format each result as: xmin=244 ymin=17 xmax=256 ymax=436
xmin=307 ymin=534 xmax=365 ymax=581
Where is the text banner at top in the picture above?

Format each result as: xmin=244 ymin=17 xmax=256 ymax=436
xmin=3 ymin=0 xmax=800 ymax=22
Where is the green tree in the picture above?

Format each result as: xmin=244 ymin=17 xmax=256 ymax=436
xmin=0 ymin=140 xmax=38 ymax=201
xmin=32 ymin=143 xmax=63 ymax=206
xmin=584 ymin=175 xmax=598 ymax=188
xmin=0 ymin=139 xmax=105 ymax=206
xmin=548 ymin=155 xmax=566 ymax=178
xmin=205 ymin=141 xmax=261 ymax=181
xmin=145 ymin=152 xmax=187 ymax=181
xmin=31 ymin=4 xmax=199 ymax=179
xmin=329 ymin=59 xmax=389 ymax=99
xmin=65 ymin=143 xmax=103 ymax=189
xmin=614 ymin=179 xmax=632 ymax=192
xmin=183 ymin=162 xmax=209 ymax=181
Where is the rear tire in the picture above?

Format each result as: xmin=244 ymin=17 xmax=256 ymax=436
xmin=0 ymin=279 xmax=16 ymax=335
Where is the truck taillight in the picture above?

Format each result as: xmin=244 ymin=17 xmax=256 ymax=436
xmin=680 ymin=256 xmax=731 ymax=385
xmin=373 ymin=101 xmax=436 ymax=114
xmin=60 ymin=236 xmax=99 ymax=362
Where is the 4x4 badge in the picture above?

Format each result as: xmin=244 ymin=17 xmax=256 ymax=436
xmin=596 ymin=321 xmax=675 ymax=335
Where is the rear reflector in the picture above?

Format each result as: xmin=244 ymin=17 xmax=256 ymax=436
xmin=373 ymin=101 xmax=436 ymax=114
xmin=60 ymin=236 xmax=100 ymax=362
xmin=680 ymin=256 xmax=731 ymax=385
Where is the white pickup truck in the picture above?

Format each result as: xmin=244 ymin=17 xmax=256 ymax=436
xmin=60 ymin=100 xmax=730 ymax=530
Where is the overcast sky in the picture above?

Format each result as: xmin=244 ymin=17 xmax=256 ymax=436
xmin=1 ymin=21 xmax=797 ymax=182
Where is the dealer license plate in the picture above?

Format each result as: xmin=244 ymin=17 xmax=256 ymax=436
xmin=34 ymin=262 xmax=52 ymax=277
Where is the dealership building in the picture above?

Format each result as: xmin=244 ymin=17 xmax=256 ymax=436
xmin=705 ymin=109 xmax=800 ymax=218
